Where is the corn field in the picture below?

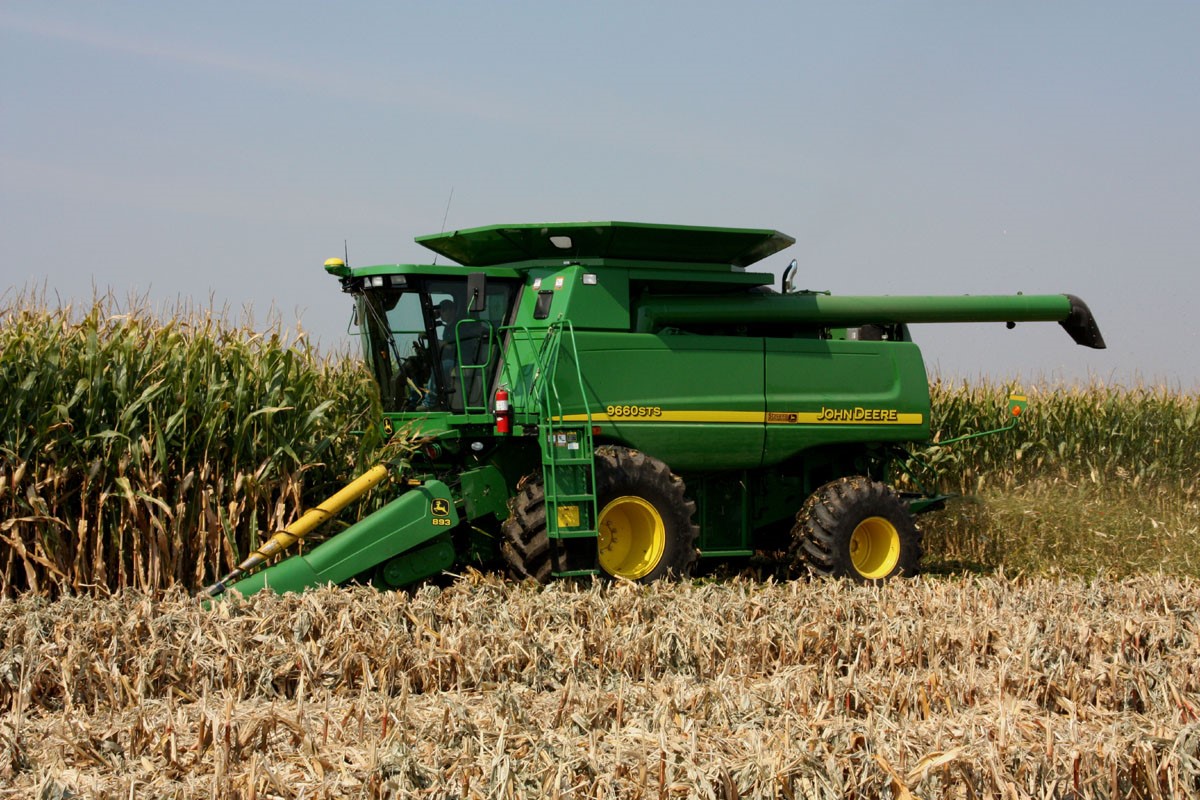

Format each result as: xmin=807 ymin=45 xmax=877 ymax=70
xmin=4 ymin=296 xmax=1200 ymax=798
xmin=0 ymin=295 xmax=381 ymax=595
xmin=2 ymin=295 xmax=1199 ymax=595
xmin=915 ymin=378 xmax=1200 ymax=578
xmin=921 ymin=376 xmax=1200 ymax=495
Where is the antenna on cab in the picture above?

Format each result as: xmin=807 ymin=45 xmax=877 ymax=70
xmin=432 ymin=186 xmax=454 ymax=266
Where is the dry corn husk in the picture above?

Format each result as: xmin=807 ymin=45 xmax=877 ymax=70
xmin=2 ymin=572 xmax=1198 ymax=798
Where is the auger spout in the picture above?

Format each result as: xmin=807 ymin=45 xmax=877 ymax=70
xmin=635 ymin=292 xmax=1106 ymax=349
xmin=201 ymin=463 xmax=392 ymax=598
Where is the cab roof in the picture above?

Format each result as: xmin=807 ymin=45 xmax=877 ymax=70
xmin=415 ymin=221 xmax=795 ymax=269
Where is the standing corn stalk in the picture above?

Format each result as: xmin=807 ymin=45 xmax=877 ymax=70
xmin=0 ymin=294 xmax=378 ymax=595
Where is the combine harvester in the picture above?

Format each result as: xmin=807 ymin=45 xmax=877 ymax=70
xmin=203 ymin=221 xmax=1104 ymax=597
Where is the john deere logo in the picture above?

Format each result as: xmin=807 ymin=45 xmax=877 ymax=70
xmin=382 ymin=418 xmax=395 ymax=438
xmin=431 ymin=499 xmax=450 ymax=517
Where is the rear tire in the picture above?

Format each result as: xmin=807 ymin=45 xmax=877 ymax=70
xmin=791 ymin=476 xmax=921 ymax=582
xmin=500 ymin=447 xmax=699 ymax=583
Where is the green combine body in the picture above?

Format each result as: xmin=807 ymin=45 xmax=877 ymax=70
xmin=208 ymin=221 xmax=1105 ymax=597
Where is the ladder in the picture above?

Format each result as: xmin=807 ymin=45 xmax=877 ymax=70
xmin=530 ymin=321 xmax=599 ymax=577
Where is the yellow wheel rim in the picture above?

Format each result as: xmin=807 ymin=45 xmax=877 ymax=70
xmin=597 ymin=495 xmax=666 ymax=580
xmin=849 ymin=516 xmax=901 ymax=579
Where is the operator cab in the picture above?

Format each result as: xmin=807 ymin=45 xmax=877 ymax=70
xmin=352 ymin=274 xmax=518 ymax=413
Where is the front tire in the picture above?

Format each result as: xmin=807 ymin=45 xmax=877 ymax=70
xmin=791 ymin=476 xmax=921 ymax=582
xmin=500 ymin=474 xmax=575 ymax=583
xmin=500 ymin=447 xmax=699 ymax=583
xmin=594 ymin=446 xmax=699 ymax=581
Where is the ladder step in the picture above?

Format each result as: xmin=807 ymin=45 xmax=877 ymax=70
xmin=546 ymin=458 xmax=594 ymax=466
xmin=535 ymin=322 xmax=600 ymax=545
xmin=549 ymin=527 xmax=600 ymax=542
xmin=549 ymin=528 xmax=599 ymax=540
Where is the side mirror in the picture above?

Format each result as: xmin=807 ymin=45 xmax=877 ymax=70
xmin=467 ymin=272 xmax=487 ymax=313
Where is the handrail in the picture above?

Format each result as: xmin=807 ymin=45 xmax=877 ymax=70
xmin=453 ymin=318 xmax=498 ymax=416
xmin=450 ymin=318 xmax=594 ymax=434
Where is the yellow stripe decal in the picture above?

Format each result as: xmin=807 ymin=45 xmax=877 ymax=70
xmin=558 ymin=410 xmax=923 ymax=425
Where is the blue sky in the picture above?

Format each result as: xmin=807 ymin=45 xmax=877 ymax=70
xmin=2 ymin=2 xmax=1197 ymax=387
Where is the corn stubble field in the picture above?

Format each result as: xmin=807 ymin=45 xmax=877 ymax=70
xmin=3 ymin=298 xmax=1200 ymax=798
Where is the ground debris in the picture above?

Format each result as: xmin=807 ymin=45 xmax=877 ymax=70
xmin=2 ymin=573 xmax=1199 ymax=798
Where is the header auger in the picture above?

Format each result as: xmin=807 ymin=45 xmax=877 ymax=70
xmin=205 ymin=220 xmax=1104 ymax=599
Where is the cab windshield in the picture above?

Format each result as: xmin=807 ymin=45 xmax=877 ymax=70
xmin=358 ymin=276 xmax=516 ymax=413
